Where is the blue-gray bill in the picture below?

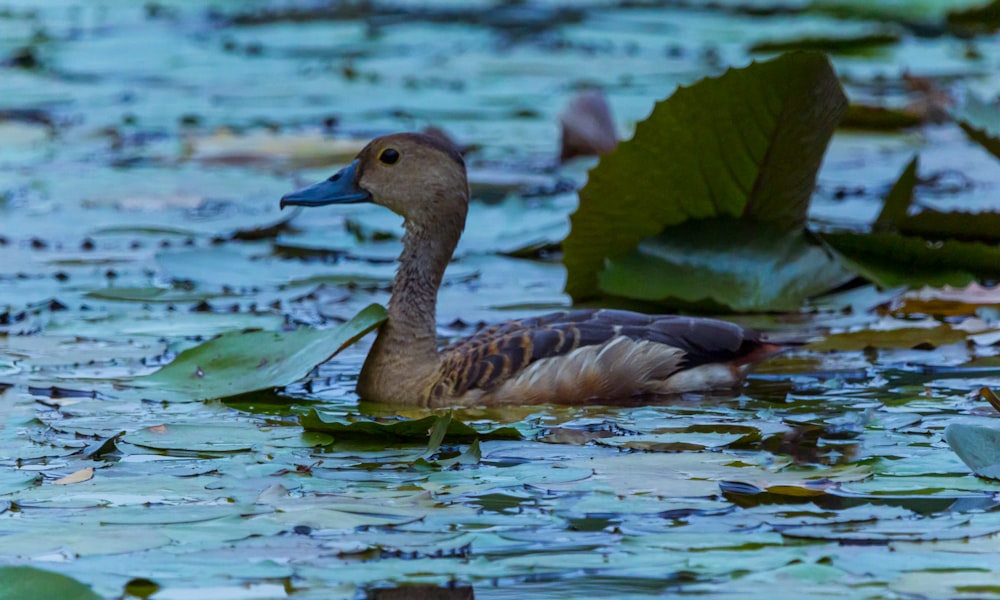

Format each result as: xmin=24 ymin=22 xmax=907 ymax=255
xmin=280 ymin=159 xmax=371 ymax=208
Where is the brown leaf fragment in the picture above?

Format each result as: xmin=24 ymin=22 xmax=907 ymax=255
xmin=53 ymin=467 xmax=94 ymax=485
xmin=559 ymin=90 xmax=618 ymax=162
xmin=980 ymin=387 xmax=1000 ymax=414
xmin=902 ymin=71 xmax=954 ymax=124
xmin=883 ymin=283 xmax=1000 ymax=317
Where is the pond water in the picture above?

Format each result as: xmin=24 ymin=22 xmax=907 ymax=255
xmin=2 ymin=1 xmax=1000 ymax=598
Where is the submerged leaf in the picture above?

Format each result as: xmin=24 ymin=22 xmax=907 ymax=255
xmin=598 ymin=220 xmax=852 ymax=311
xmin=0 ymin=566 xmax=100 ymax=600
xmin=300 ymin=409 xmax=521 ymax=442
xmin=131 ymin=303 xmax=386 ymax=402
xmin=564 ymin=51 xmax=847 ymax=300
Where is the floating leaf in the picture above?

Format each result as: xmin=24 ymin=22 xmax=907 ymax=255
xmin=808 ymin=324 xmax=967 ymax=351
xmin=131 ymin=303 xmax=386 ymax=402
xmin=870 ymin=154 xmax=1000 ymax=243
xmin=945 ymin=423 xmax=1000 ymax=480
xmin=300 ymin=409 xmax=521 ymax=442
xmin=883 ymin=283 xmax=1000 ymax=317
xmin=872 ymin=155 xmax=918 ymax=233
xmin=824 ymin=231 xmax=1000 ymax=288
xmin=840 ymin=104 xmax=924 ymax=130
xmin=897 ymin=211 xmax=1000 ymax=243
xmin=185 ymin=129 xmax=364 ymax=169
xmin=955 ymin=94 xmax=1000 ymax=161
xmin=980 ymin=387 xmax=1000 ymax=413
xmin=749 ymin=33 xmax=899 ymax=55
xmin=598 ymin=220 xmax=852 ymax=311
xmin=0 ymin=566 xmax=100 ymax=600
xmin=564 ymin=51 xmax=847 ymax=300
xmin=948 ymin=1 xmax=1000 ymax=34
xmin=125 ymin=424 xmax=272 ymax=453
xmin=53 ymin=467 xmax=94 ymax=485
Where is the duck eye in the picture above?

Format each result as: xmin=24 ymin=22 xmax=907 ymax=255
xmin=378 ymin=148 xmax=400 ymax=165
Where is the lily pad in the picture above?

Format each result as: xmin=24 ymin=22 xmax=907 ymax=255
xmin=598 ymin=220 xmax=852 ymax=312
xmin=872 ymin=155 xmax=918 ymax=233
xmin=124 ymin=424 xmax=273 ymax=453
xmin=749 ymin=32 xmax=899 ymax=55
xmin=823 ymin=231 xmax=1000 ymax=288
xmin=955 ymin=95 xmax=1000 ymax=161
xmin=871 ymin=154 xmax=1000 ymax=243
xmin=0 ymin=566 xmax=100 ymax=600
xmin=944 ymin=423 xmax=1000 ymax=480
xmin=130 ymin=303 xmax=386 ymax=402
xmin=564 ymin=51 xmax=847 ymax=302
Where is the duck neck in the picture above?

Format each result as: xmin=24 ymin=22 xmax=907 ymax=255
xmin=359 ymin=207 xmax=465 ymax=401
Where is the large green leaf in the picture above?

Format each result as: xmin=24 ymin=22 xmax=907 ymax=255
xmin=131 ymin=304 xmax=386 ymax=402
xmin=598 ymin=220 xmax=853 ymax=312
xmin=564 ymin=52 xmax=847 ymax=300
xmin=0 ymin=566 xmax=100 ymax=600
xmin=822 ymin=231 xmax=1000 ymax=287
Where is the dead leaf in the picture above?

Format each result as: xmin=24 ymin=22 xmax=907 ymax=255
xmin=184 ymin=129 xmax=365 ymax=169
xmin=880 ymin=283 xmax=1000 ymax=317
xmin=981 ymin=387 xmax=1000 ymax=413
xmin=53 ymin=467 xmax=94 ymax=485
xmin=559 ymin=89 xmax=617 ymax=162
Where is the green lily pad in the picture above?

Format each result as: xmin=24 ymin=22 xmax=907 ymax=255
xmin=598 ymin=220 xmax=853 ymax=312
xmin=841 ymin=104 xmax=924 ymax=131
xmin=948 ymin=1 xmax=1000 ymax=34
xmin=749 ymin=32 xmax=899 ymax=55
xmin=564 ymin=51 xmax=847 ymax=300
xmin=955 ymin=95 xmax=1000 ymax=161
xmin=944 ymin=423 xmax=1000 ymax=480
xmin=871 ymin=155 xmax=1000 ymax=243
xmin=872 ymin=155 xmax=919 ymax=233
xmin=823 ymin=231 xmax=1000 ymax=288
xmin=130 ymin=303 xmax=386 ymax=402
xmin=0 ymin=566 xmax=100 ymax=600
xmin=124 ymin=423 xmax=273 ymax=453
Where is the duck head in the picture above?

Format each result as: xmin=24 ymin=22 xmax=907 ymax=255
xmin=281 ymin=133 xmax=469 ymax=229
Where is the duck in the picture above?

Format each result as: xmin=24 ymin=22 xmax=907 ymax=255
xmin=281 ymin=132 xmax=781 ymax=407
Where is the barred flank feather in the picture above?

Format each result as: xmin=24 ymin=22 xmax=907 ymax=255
xmin=435 ymin=309 xmax=772 ymax=405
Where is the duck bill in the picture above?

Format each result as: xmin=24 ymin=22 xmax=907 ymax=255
xmin=280 ymin=160 xmax=371 ymax=208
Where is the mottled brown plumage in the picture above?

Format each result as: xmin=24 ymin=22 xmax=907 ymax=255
xmin=282 ymin=133 xmax=779 ymax=407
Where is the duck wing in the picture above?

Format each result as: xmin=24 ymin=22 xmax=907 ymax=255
xmin=438 ymin=308 xmax=767 ymax=395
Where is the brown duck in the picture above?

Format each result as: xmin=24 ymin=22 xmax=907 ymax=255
xmin=282 ymin=133 xmax=780 ymax=407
